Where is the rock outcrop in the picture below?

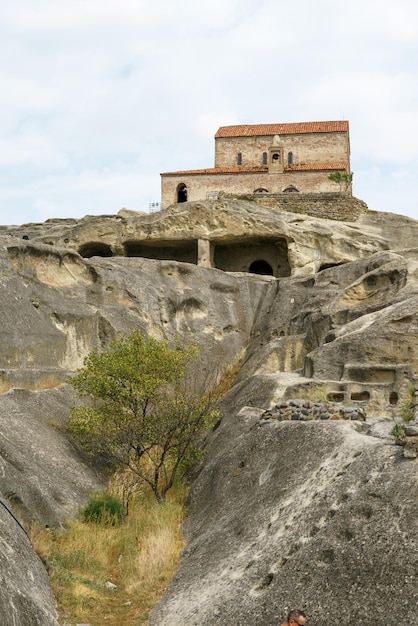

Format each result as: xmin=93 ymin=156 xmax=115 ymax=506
xmin=1 ymin=198 xmax=393 ymax=277
xmin=0 ymin=199 xmax=417 ymax=625
xmin=149 ymin=409 xmax=417 ymax=626
xmin=0 ymin=496 xmax=60 ymax=626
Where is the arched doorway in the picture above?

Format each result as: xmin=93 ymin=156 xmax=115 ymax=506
xmin=177 ymin=184 xmax=188 ymax=203
xmin=249 ymin=259 xmax=273 ymax=275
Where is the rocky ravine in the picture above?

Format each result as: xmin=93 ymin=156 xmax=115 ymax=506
xmin=0 ymin=199 xmax=417 ymax=626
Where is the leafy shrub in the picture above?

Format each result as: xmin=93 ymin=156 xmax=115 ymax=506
xmin=68 ymin=330 xmax=221 ymax=503
xmin=81 ymin=494 xmax=123 ymax=526
xmin=390 ymin=423 xmax=406 ymax=441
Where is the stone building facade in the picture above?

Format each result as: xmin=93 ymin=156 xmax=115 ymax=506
xmin=160 ymin=120 xmax=351 ymax=209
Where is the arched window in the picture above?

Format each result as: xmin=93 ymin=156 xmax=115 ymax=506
xmin=287 ymin=151 xmax=293 ymax=166
xmin=283 ymin=185 xmax=299 ymax=193
xmin=272 ymin=152 xmax=280 ymax=162
xmin=262 ymin=152 xmax=268 ymax=165
xmin=237 ymin=153 xmax=242 ymax=166
xmin=254 ymin=188 xmax=269 ymax=194
xmin=177 ymin=184 xmax=188 ymax=203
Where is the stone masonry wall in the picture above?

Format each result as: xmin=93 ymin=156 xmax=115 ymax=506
xmin=161 ymin=171 xmax=347 ymax=209
xmin=215 ymin=131 xmax=349 ymax=169
xmin=222 ymin=192 xmax=368 ymax=221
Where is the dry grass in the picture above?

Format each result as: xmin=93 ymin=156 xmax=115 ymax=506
xmin=30 ymin=358 xmax=241 ymax=625
xmin=31 ymin=483 xmax=187 ymax=626
xmin=210 ymin=356 xmax=243 ymax=399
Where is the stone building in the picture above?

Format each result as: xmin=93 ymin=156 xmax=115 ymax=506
xmin=160 ymin=120 xmax=351 ymax=209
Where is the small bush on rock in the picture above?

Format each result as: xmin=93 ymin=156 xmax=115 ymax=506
xmin=390 ymin=422 xmax=406 ymax=441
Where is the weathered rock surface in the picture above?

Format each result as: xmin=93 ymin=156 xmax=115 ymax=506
xmin=149 ymin=408 xmax=417 ymax=626
xmin=0 ymin=199 xmax=394 ymax=277
xmin=0 ymin=199 xmax=417 ymax=625
xmin=0 ymin=497 xmax=60 ymax=626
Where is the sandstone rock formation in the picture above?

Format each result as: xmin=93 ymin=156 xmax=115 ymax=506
xmin=1 ymin=198 xmax=393 ymax=277
xmin=0 ymin=198 xmax=417 ymax=625
xmin=149 ymin=410 xmax=417 ymax=626
xmin=0 ymin=495 xmax=60 ymax=626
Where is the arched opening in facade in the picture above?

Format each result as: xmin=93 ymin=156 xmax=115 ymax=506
xmin=177 ymin=184 xmax=188 ymax=203
xmin=249 ymin=260 xmax=273 ymax=275
xmin=283 ymin=185 xmax=299 ymax=193
xmin=287 ymin=151 xmax=293 ymax=165
xmin=254 ymin=188 xmax=269 ymax=194
xmin=237 ymin=152 xmax=242 ymax=165
xmin=262 ymin=152 xmax=268 ymax=165
xmin=78 ymin=242 xmax=113 ymax=258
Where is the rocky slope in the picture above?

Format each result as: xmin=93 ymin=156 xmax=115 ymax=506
xmin=0 ymin=199 xmax=417 ymax=625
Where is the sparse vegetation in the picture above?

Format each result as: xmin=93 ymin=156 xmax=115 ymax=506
xmin=328 ymin=171 xmax=353 ymax=192
xmin=400 ymin=384 xmax=416 ymax=422
xmin=31 ymin=482 xmax=187 ymax=626
xmin=34 ymin=336 xmax=241 ymax=624
xmin=292 ymin=383 xmax=329 ymax=403
xmin=390 ymin=422 xmax=406 ymax=441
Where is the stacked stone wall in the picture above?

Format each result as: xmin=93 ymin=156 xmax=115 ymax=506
xmin=161 ymin=171 xmax=347 ymax=209
xmin=223 ymin=192 xmax=367 ymax=222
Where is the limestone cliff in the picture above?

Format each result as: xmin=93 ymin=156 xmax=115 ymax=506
xmin=0 ymin=199 xmax=417 ymax=625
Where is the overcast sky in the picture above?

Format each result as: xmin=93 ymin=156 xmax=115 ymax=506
xmin=0 ymin=0 xmax=417 ymax=226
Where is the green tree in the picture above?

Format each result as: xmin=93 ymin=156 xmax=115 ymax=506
xmin=67 ymin=330 xmax=220 ymax=503
xmin=328 ymin=170 xmax=353 ymax=192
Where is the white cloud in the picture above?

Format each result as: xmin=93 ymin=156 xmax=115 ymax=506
xmin=0 ymin=0 xmax=417 ymax=224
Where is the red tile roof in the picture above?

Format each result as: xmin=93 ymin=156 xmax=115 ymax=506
xmin=161 ymin=163 xmax=347 ymax=176
xmin=215 ymin=121 xmax=349 ymax=138
xmin=161 ymin=167 xmax=268 ymax=176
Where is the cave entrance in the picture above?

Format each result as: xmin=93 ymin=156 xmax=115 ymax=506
xmin=249 ymin=260 xmax=273 ymax=275
xmin=123 ymin=239 xmax=198 ymax=265
xmin=213 ymin=238 xmax=290 ymax=277
xmin=78 ymin=242 xmax=113 ymax=258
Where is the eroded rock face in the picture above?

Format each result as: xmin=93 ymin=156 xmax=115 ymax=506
xmin=149 ymin=407 xmax=418 ymax=626
xmin=0 ymin=200 xmax=418 ymax=625
xmin=0 ymin=499 xmax=60 ymax=626
xmin=2 ymin=199 xmax=394 ymax=277
xmin=0 ymin=227 xmax=275 ymax=624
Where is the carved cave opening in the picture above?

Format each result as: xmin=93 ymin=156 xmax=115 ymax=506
xmin=327 ymin=392 xmax=345 ymax=402
xmin=213 ymin=238 xmax=290 ymax=277
xmin=350 ymin=390 xmax=371 ymax=402
xmin=78 ymin=242 xmax=113 ymax=258
xmin=347 ymin=367 xmax=396 ymax=384
xmin=123 ymin=240 xmax=198 ymax=265
xmin=389 ymin=391 xmax=399 ymax=405
xmin=249 ymin=260 xmax=273 ymax=275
